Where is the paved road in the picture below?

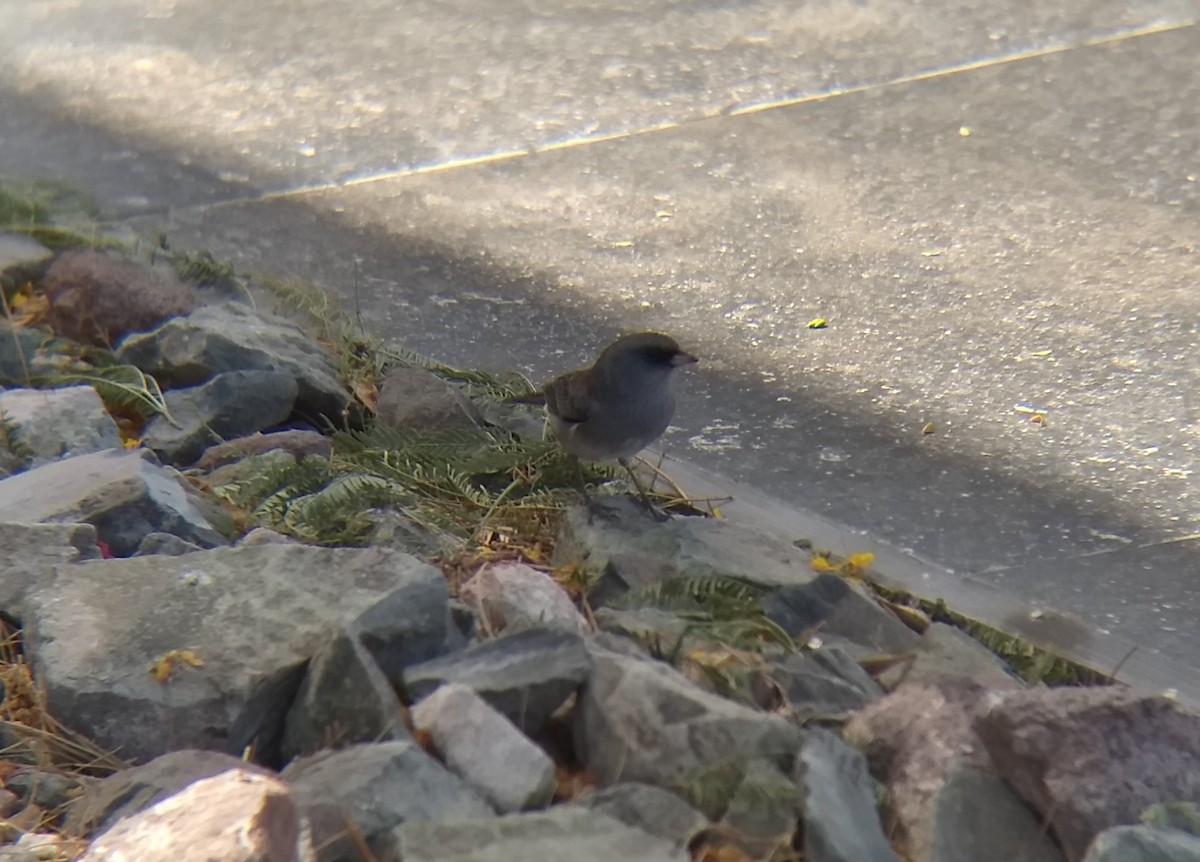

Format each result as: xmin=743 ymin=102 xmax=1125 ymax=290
xmin=2 ymin=0 xmax=1198 ymax=685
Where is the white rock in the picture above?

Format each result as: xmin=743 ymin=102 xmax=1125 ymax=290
xmin=0 ymin=385 xmax=121 ymax=466
xmin=461 ymin=562 xmax=588 ymax=635
xmin=413 ymin=682 xmax=556 ymax=813
xmin=79 ymin=769 xmax=313 ymax=862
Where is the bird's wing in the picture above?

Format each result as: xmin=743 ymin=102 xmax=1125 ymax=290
xmin=543 ymin=370 xmax=592 ymax=424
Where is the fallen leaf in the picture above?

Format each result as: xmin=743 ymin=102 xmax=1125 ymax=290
xmin=810 ymin=554 xmax=836 ymax=573
xmin=149 ymin=648 xmax=204 ymax=684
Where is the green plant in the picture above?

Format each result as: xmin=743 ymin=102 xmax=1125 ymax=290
xmin=618 ymin=574 xmax=794 ymax=662
xmin=0 ymin=410 xmax=34 ymax=471
xmin=0 ymin=176 xmax=110 ymax=250
xmin=207 ymin=420 xmax=614 ymax=548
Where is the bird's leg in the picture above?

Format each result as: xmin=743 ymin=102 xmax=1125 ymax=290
xmin=573 ymin=455 xmax=620 ymax=524
xmin=572 ymin=454 xmax=593 ymax=506
xmin=619 ymin=457 xmax=670 ymax=522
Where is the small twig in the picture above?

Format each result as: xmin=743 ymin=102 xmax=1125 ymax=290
xmin=579 ymin=591 xmax=599 ymax=634
xmin=1107 ymin=644 xmax=1139 ymax=683
xmin=477 ymin=475 xmax=523 ymax=529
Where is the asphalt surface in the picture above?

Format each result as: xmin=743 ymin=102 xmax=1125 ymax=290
xmin=1 ymin=0 xmax=1198 ymax=690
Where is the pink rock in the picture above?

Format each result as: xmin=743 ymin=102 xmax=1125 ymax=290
xmin=846 ymin=680 xmax=1065 ymax=862
xmin=79 ymin=769 xmax=311 ymax=862
xmin=43 ymin=249 xmax=194 ymax=348
xmin=846 ymin=682 xmax=993 ymax=855
xmin=975 ymin=686 xmax=1200 ymax=862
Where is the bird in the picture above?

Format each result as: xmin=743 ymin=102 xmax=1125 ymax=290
xmin=513 ymin=332 xmax=697 ymax=517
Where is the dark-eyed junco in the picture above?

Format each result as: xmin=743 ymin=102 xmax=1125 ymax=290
xmin=515 ymin=332 xmax=697 ymax=515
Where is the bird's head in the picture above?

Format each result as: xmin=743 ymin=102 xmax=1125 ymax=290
xmin=596 ymin=332 xmax=698 ymax=382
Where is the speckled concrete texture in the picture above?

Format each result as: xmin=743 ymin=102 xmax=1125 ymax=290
xmin=1 ymin=0 xmax=1197 ymax=687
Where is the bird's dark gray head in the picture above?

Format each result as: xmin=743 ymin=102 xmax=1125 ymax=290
xmin=597 ymin=332 xmax=698 ymax=372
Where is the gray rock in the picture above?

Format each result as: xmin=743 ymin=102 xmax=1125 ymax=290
xmin=134 ymin=531 xmax=203 ymax=556
xmin=43 ymin=249 xmax=195 ymax=347
xmin=460 ymin=562 xmax=588 ymax=636
xmin=556 ymin=495 xmax=819 ymax=594
xmin=202 ymin=447 xmax=296 ymax=493
xmin=588 ymin=630 xmax=656 ymax=659
xmin=0 ymin=322 xmax=50 ymax=389
xmin=348 ymin=570 xmax=458 ymax=678
xmin=1084 ymin=825 xmax=1200 ymax=862
xmin=65 ymin=749 xmax=270 ymax=836
xmin=283 ymin=741 xmax=494 ymax=862
xmin=23 ymin=544 xmax=447 ymax=765
xmin=2 ymin=834 xmax=74 ymax=862
xmin=5 ymin=768 xmax=83 ymax=812
xmin=238 ymin=526 xmax=297 ymax=546
xmin=118 ymin=302 xmax=351 ymax=424
xmin=878 ymin=622 xmax=1023 ymax=691
xmin=843 ymin=681 xmax=1005 ymax=862
xmin=412 ymin=683 xmax=556 ymax=813
xmin=403 ymin=627 xmax=591 ymax=735
xmin=761 ymin=645 xmax=884 ymax=720
xmin=395 ymin=806 xmax=688 ymax=862
xmin=578 ymin=783 xmax=708 ymax=851
xmin=0 ymin=385 xmax=122 ymax=467
xmin=718 ymin=757 xmax=802 ymax=859
xmin=282 ymin=628 xmax=409 ymax=761
xmin=796 ymin=728 xmax=899 ymax=862
xmin=593 ymin=606 xmax=691 ymax=648
xmin=573 ymin=648 xmax=801 ymax=791
xmin=364 ymin=507 xmax=461 ymax=559
xmin=0 ymin=448 xmax=230 ymax=556
xmin=975 ymin=687 xmax=1200 ymax=862
xmin=926 ymin=765 xmax=1066 ymax=862
xmin=143 ymin=369 xmax=299 ymax=466
xmin=0 ymin=522 xmax=99 ymax=621
xmin=375 ymin=366 xmax=482 ymax=432
xmin=195 ymin=429 xmax=332 ymax=472
xmin=78 ymin=769 xmax=311 ymax=862
xmin=448 ymin=599 xmax=478 ymax=641
xmin=763 ymin=574 xmax=922 ymax=655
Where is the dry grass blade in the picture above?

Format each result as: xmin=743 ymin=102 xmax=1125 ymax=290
xmin=0 ymin=624 xmax=128 ymax=777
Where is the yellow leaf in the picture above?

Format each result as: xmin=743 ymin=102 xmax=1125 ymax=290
xmin=842 ymin=552 xmax=876 ymax=577
xmin=810 ymin=555 xmax=836 ymax=573
xmin=807 ymin=317 xmax=828 ymax=329
xmin=352 ymin=380 xmax=378 ymax=412
xmin=886 ymin=601 xmax=931 ymax=633
xmin=149 ymin=648 xmax=204 ymax=684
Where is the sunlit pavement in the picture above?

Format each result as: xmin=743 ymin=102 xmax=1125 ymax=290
xmin=1 ymin=0 xmax=1198 ymax=697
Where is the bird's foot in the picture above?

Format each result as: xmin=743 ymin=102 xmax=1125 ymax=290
xmin=636 ymin=494 xmax=672 ymax=522
xmin=585 ymin=498 xmax=625 ymax=525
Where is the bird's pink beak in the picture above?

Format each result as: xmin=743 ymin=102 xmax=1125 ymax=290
xmin=671 ymin=351 xmax=698 ymax=367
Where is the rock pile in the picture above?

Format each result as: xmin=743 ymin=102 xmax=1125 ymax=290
xmin=1 ymin=239 xmax=1198 ymax=862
